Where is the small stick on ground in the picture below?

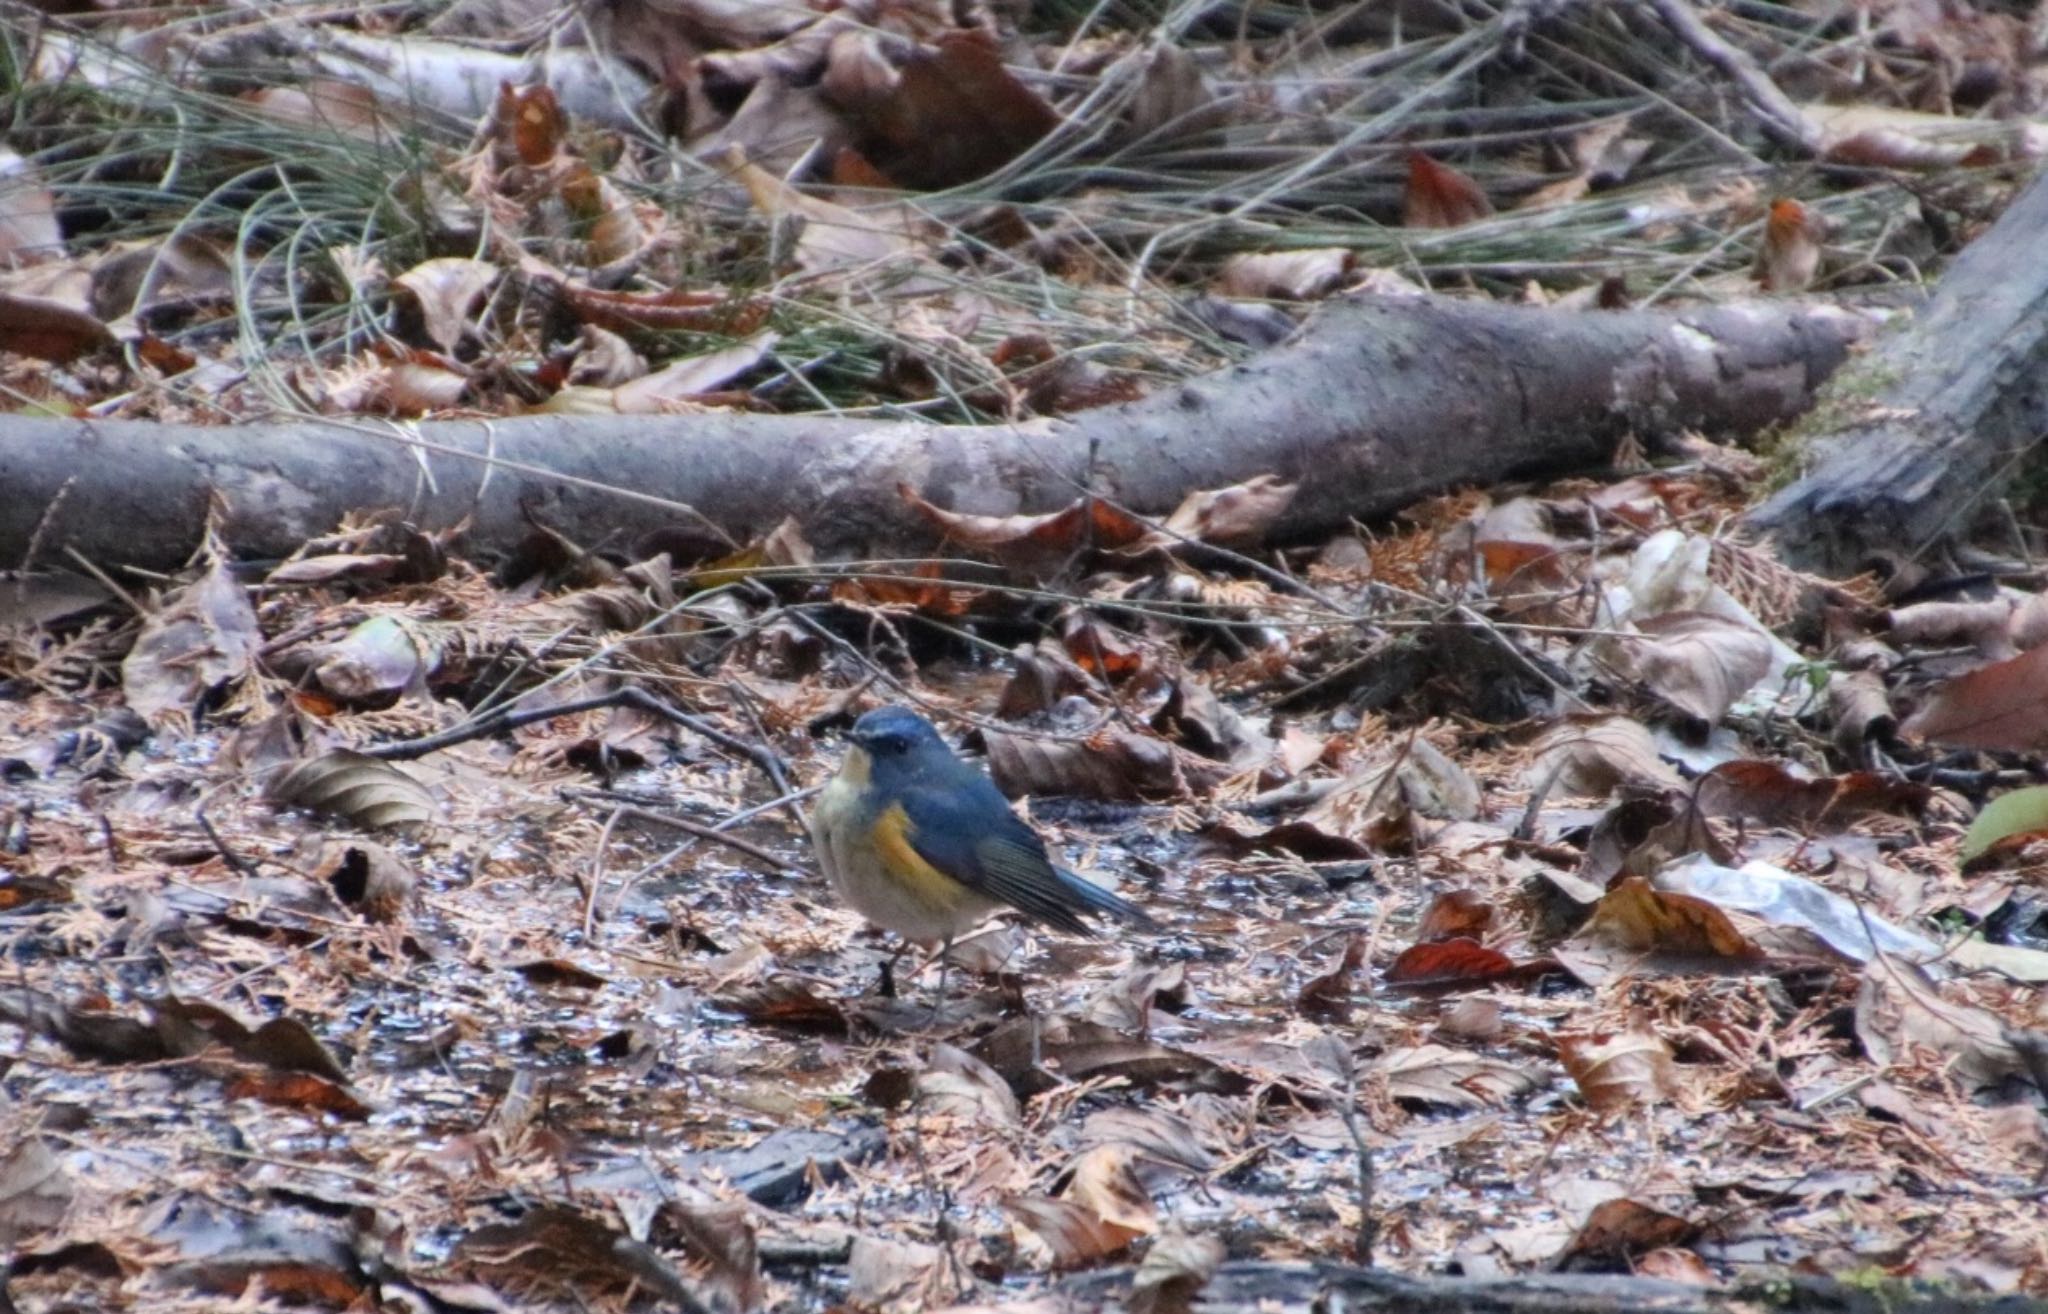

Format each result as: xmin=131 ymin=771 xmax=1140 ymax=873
xmin=364 ymin=686 xmax=790 ymax=788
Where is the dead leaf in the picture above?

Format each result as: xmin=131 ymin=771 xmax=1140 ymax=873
xmin=1128 ymin=1229 xmax=1225 ymax=1314
xmin=983 ymin=724 xmax=1227 ymax=801
xmin=601 ymin=332 xmax=777 ymax=413
xmin=826 ymin=31 xmax=1060 ymax=190
xmin=393 ymin=257 xmax=498 ymax=354
xmin=848 ymin=1235 xmax=957 ymax=1312
xmin=1855 ymin=953 xmax=2026 ymax=1091
xmin=1155 ymin=475 xmax=1299 ymax=549
xmin=1216 ymin=249 xmax=1355 ymax=301
xmin=318 ymin=842 xmax=418 ymax=922
xmin=122 ymin=557 xmax=262 ymax=727
xmin=1755 ymin=198 xmax=1822 ymax=292
xmin=1404 ymin=152 xmax=1493 ymax=228
xmin=267 ymin=750 xmax=437 ymax=834
xmin=1006 ymin=1194 xmax=1145 ymax=1269
xmin=1383 ymin=938 xmax=1527 ymax=989
xmin=454 ymin=1206 xmax=699 ymax=1308
xmin=1618 ymin=612 xmax=1773 ymax=723
xmin=1558 ymin=1018 xmax=1680 ymax=1111
xmin=1381 ymin=1044 xmax=1543 ymax=1109
xmin=1903 ymin=642 xmax=2048 ymax=751
xmin=1528 ymin=716 xmax=1684 ymax=797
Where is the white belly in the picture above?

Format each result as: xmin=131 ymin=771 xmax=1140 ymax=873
xmin=809 ymin=775 xmax=994 ymax=943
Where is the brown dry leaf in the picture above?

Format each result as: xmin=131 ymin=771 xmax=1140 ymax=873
xmin=1005 ymin=1194 xmax=1145 ymax=1269
xmin=1554 ymin=1198 xmax=1696 ymax=1267
xmin=728 ymin=145 xmax=935 ymax=285
xmin=1155 ymin=475 xmax=1299 ymax=549
xmin=1062 ymin=1143 xmax=1158 ymax=1237
xmin=317 ymin=841 xmax=418 ymax=923
xmin=1755 ymin=198 xmax=1823 ymax=293
xmin=1855 ymin=953 xmax=2026 ymax=1092
xmin=1617 ymin=611 xmax=1773 ymax=723
xmin=1404 ymin=152 xmax=1493 ymax=228
xmin=222 ymin=1069 xmax=371 ymax=1121
xmin=267 ymin=750 xmax=438 ymax=834
xmin=0 ymin=1138 xmax=72 ymax=1245
xmin=1380 ymin=1044 xmax=1543 ymax=1109
xmin=915 ymin=1042 xmax=1020 ymax=1127
xmin=559 ymin=162 xmax=649 ymax=266
xmin=1554 ymin=877 xmax=1763 ymax=985
xmin=392 ymin=257 xmax=498 ymax=354
xmin=1127 ymin=1229 xmax=1225 ymax=1314
xmin=1527 ymin=715 xmax=1684 ymax=797
xmin=826 ymin=30 xmax=1060 ymax=190
xmin=491 ymin=81 xmax=566 ymax=167
xmin=1382 ymin=938 xmax=1526 ymax=989
xmin=0 ymin=286 xmax=114 ymax=362
xmin=379 ymin=351 xmax=471 ymax=415
xmin=597 ymin=331 xmax=777 ymax=413
xmin=1303 ymin=737 xmax=1480 ymax=846
xmin=295 ymin=615 xmax=439 ymax=705
xmin=454 ymin=1206 xmax=699 ymax=1308
xmin=1215 ymin=249 xmax=1355 ymax=301
xmin=662 ymin=1200 xmax=762 ymax=1314
xmin=899 ymin=485 xmax=1150 ymax=575
xmin=1903 ymin=642 xmax=2048 ymax=750
xmin=1076 ymin=1106 xmax=1216 ymax=1175
xmin=848 ymin=1235 xmax=957 ymax=1313
xmin=1634 ymin=1247 xmax=1721 ymax=1286
xmin=830 ymin=561 xmax=980 ymax=617
xmin=1557 ymin=1017 xmax=1680 ymax=1112
xmin=1888 ymin=597 xmax=2021 ymax=659
xmin=121 ymin=556 xmax=263 ymax=727
xmin=551 ymin=282 xmax=770 ymax=338
xmin=564 ymin=324 xmax=648 ymax=387
xmin=1298 ymin=932 xmax=1369 ymax=1017
xmin=1579 ymin=877 xmax=1759 ymax=957
xmin=1805 ymin=102 xmax=2043 ymax=167
xmin=1417 ymin=889 xmax=1493 ymax=942
xmin=983 ymin=724 xmax=1227 ymax=801
xmin=1693 ymin=760 xmax=1929 ymax=830
xmin=997 ymin=639 xmax=1096 ymax=717
xmin=243 ymin=79 xmax=389 ymax=142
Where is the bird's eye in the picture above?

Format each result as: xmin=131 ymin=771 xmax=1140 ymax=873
xmin=874 ymin=733 xmax=907 ymax=755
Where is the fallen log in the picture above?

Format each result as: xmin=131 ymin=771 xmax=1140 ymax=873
xmin=1745 ymin=166 xmax=2048 ymax=574
xmin=0 ymin=295 xmax=1863 ymax=577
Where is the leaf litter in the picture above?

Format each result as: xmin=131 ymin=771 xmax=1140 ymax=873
xmin=9 ymin=0 xmax=2048 ymax=1308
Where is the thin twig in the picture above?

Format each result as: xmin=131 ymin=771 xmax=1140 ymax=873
xmin=365 ymin=686 xmax=790 ymax=788
xmin=563 ymin=790 xmax=816 ymax=879
xmin=1644 ymin=0 xmax=1821 ymax=156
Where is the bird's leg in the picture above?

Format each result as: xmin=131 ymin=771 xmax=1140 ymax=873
xmin=925 ymin=936 xmax=954 ymax=1027
xmin=877 ymin=940 xmax=907 ymax=998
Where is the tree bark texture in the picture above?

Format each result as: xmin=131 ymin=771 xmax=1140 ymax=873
xmin=0 ymin=295 xmax=1864 ymax=579
xmin=1745 ymin=166 xmax=2048 ymax=574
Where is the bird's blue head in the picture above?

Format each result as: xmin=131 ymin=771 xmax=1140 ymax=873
xmin=847 ymin=706 xmax=948 ymax=773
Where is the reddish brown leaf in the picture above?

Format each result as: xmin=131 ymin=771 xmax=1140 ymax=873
xmin=1383 ymin=938 xmax=1520 ymax=988
xmin=555 ymin=284 xmax=770 ymax=338
xmin=494 ymin=81 xmax=566 ymax=166
xmin=1694 ymin=760 xmax=1929 ymax=829
xmin=1903 ymin=642 xmax=2048 ymax=750
xmin=222 ymin=1070 xmax=371 ymax=1120
xmin=831 ymin=32 xmax=1061 ymax=190
xmin=1403 ymin=152 xmax=1493 ymax=228
xmin=1416 ymin=889 xmax=1493 ymax=942
xmin=1756 ymin=197 xmax=1822 ymax=292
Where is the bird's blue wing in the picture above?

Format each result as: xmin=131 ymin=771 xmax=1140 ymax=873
xmin=895 ymin=777 xmax=1149 ymax=934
